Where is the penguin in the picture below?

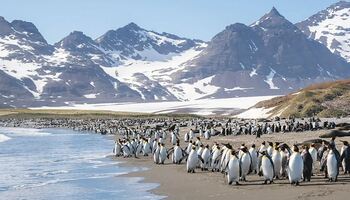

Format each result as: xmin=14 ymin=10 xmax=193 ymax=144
xmin=184 ymin=132 xmax=190 ymax=143
xmin=308 ymin=143 xmax=318 ymax=175
xmin=327 ymin=147 xmax=339 ymax=182
xmin=162 ymin=131 xmax=167 ymax=140
xmin=187 ymin=146 xmax=203 ymax=173
xmin=199 ymin=128 xmax=204 ymax=138
xmin=195 ymin=137 xmax=202 ymax=149
xmin=238 ymin=143 xmax=246 ymax=158
xmin=186 ymin=141 xmax=193 ymax=154
xmin=257 ymin=142 xmax=267 ymax=172
xmin=135 ymin=141 xmax=143 ymax=158
xmin=159 ymin=143 xmax=167 ymax=164
xmin=113 ymin=140 xmax=122 ymax=157
xmin=340 ymin=141 xmax=350 ymax=174
xmin=302 ymin=145 xmax=313 ymax=182
xmin=267 ymin=142 xmax=273 ymax=156
xmin=226 ymin=150 xmax=240 ymax=185
xmin=320 ymin=146 xmax=329 ymax=178
xmin=152 ymin=139 xmax=158 ymax=154
xmin=172 ymin=141 xmax=186 ymax=164
xmin=221 ymin=144 xmax=233 ymax=173
xmin=204 ymin=130 xmax=211 ymax=140
xmin=143 ymin=139 xmax=152 ymax=156
xmin=260 ymin=151 xmax=274 ymax=184
xmin=271 ymin=145 xmax=282 ymax=179
xmin=239 ymin=147 xmax=252 ymax=181
xmin=201 ymin=144 xmax=211 ymax=170
xmin=259 ymin=141 xmax=267 ymax=153
xmin=197 ymin=144 xmax=204 ymax=167
xmin=211 ymin=145 xmax=221 ymax=172
xmin=171 ymin=131 xmax=177 ymax=145
xmin=153 ymin=143 xmax=160 ymax=164
xmin=288 ymin=145 xmax=304 ymax=186
xmin=249 ymin=144 xmax=258 ymax=174
xmin=122 ymin=142 xmax=131 ymax=158
xmin=189 ymin=129 xmax=195 ymax=140
xmin=280 ymin=144 xmax=291 ymax=178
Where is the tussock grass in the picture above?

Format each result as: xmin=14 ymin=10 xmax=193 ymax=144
xmin=254 ymin=80 xmax=350 ymax=118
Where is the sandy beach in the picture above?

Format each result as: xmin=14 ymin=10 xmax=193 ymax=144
xmin=117 ymin=129 xmax=350 ymax=200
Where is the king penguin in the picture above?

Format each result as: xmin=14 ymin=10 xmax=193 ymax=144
xmin=288 ymin=145 xmax=304 ymax=186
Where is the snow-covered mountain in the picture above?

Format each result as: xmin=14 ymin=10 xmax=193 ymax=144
xmin=296 ymin=1 xmax=350 ymax=61
xmin=0 ymin=19 xmax=204 ymax=107
xmin=1 ymin=2 xmax=350 ymax=108
xmin=171 ymin=7 xmax=350 ymax=98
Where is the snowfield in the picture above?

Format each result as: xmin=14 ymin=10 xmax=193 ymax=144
xmin=31 ymin=95 xmax=277 ymax=117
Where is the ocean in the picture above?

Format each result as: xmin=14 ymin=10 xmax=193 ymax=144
xmin=0 ymin=127 xmax=163 ymax=200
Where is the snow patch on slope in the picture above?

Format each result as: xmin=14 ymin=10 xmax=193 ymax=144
xmin=235 ymin=107 xmax=275 ymax=119
xmin=32 ymin=95 xmax=277 ymax=116
xmin=264 ymin=68 xmax=279 ymax=89
xmin=307 ymin=7 xmax=350 ymax=61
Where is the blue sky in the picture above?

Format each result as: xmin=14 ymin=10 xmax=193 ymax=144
xmin=0 ymin=0 xmax=341 ymax=44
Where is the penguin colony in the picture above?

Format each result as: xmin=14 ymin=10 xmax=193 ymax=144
xmin=114 ymin=123 xmax=350 ymax=186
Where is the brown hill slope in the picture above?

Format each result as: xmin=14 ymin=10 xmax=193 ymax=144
xmin=254 ymin=80 xmax=350 ymax=118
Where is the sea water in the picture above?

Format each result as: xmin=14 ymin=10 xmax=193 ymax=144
xmin=0 ymin=127 xmax=164 ymax=200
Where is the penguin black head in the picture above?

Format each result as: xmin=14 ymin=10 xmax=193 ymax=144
xmin=231 ymin=149 xmax=236 ymax=155
xmin=251 ymin=144 xmax=256 ymax=148
xmin=311 ymin=143 xmax=315 ymax=147
xmin=206 ymin=144 xmax=209 ymax=148
xmin=262 ymin=141 xmax=266 ymax=145
xmin=268 ymin=142 xmax=273 ymax=146
xmin=293 ymin=145 xmax=299 ymax=152
xmin=341 ymin=140 xmax=349 ymax=145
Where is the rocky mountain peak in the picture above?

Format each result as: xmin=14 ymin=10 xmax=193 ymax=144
xmin=252 ymin=7 xmax=295 ymax=30
xmin=11 ymin=20 xmax=48 ymax=44
xmin=0 ymin=16 xmax=13 ymax=36
xmin=332 ymin=1 xmax=350 ymax=9
xmin=55 ymin=31 xmax=98 ymax=52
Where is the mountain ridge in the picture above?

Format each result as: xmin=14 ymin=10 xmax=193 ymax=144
xmin=1 ymin=2 xmax=350 ymax=108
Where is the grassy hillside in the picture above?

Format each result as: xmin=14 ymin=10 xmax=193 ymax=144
xmin=254 ymin=80 xmax=350 ymax=118
xmin=0 ymin=109 xmax=200 ymax=119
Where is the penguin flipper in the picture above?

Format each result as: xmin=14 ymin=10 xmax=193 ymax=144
xmin=247 ymin=151 xmax=253 ymax=174
xmin=198 ymin=155 xmax=204 ymax=164
xmin=167 ymin=148 xmax=174 ymax=159
xmin=267 ymin=155 xmax=275 ymax=178
xmin=239 ymin=158 xmax=242 ymax=177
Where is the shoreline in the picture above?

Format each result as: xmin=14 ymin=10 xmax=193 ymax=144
xmin=114 ymin=131 xmax=350 ymax=200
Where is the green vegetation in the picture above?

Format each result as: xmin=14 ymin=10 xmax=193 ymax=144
xmin=0 ymin=109 xmax=201 ymax=119
xmin=255 ymin=80 xmax=350 ymax=118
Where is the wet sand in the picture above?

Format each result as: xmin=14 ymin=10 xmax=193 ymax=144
xmin=117 ymin=129 xmax=350 ymax=200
